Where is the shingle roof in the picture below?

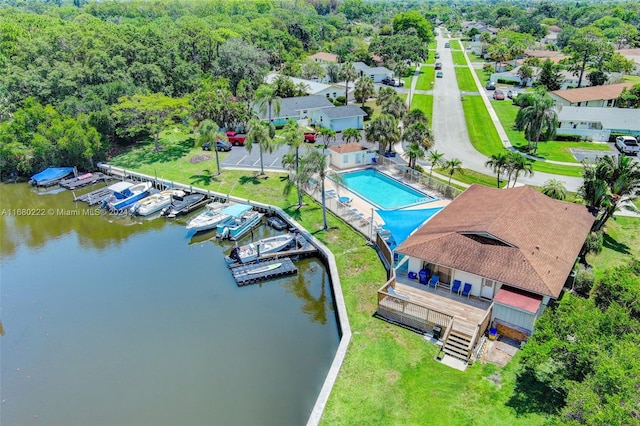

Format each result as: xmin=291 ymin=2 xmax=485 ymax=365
xmin=309 ymin=52 xmax=338 ymax=62
xmin=319 ymin=105 xmax=367 ymax=119
xmin=329 ymin=142 xmax=366 ymax=154
xmin=254 ymin=95 xmax=334 ymax=120
xmin=557 ymin=106 xmax=640 ymax=132
xmin=265 ymin=73 xmax=334 ymax=95
xmin=552 ymin=83 xmax=634 ymax=103
xmin=395 ymin=185 xmax=595 ymax=298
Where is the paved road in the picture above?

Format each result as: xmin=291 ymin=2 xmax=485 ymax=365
xmin=422 ymin=34 xmax=584 ymax=192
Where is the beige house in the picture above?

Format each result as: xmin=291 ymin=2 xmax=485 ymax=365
xmin=550 ymin=83 xmax=634 ymax=107
xmin=308 ymin=52 xmax=338 ymax=63
xmin=377 ymin=185 xmax=594 ymax=363
xmin=328 ymin=143 xmax=376 ymax=170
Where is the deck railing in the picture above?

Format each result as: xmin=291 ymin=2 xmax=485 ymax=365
xmin=467 ymin=304 xmax=493 ymax=359
xmin=377 ymin=280 xmax=454 ymax=334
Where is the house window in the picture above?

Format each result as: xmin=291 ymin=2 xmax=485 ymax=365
xmin=343 ymin=155 xmax=348 ymax=164
xmin=326 ymin=93 xmax=330 ymax=97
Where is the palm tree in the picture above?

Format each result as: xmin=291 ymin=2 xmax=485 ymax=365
xmin=196 ymin=119 xmax=225 ymax=176
xmin=508 ymin=153 xmax=534 ymax=187
xmin=485 ymin=152 xmax=510 ymax=188
xmin=244 ymin=118 xmax=274 ymax=176
xmin=254 ymin=85 xmax=282 ymax=126
xmin=444 ymin=158 xmax=463 ymax=185
xmin=403 ymin=122 xmax=434 ymax=151
xmin=376 ymin=87 xmax=396 ymax=106
xmin=403 ymin=141 xmax=426 ymax=169
xmin=339 ymin=62 xmax=357 ymax=105
xmin=341 ymin=128 xmax=361 ymax=144
xmin=427 ymin=150 xmax=445 ymax=179
xmin=300 ymin=149 xmax=330 ymax=229
xmin=404 ymin=109 xmax=428 ymax=127
xmin=514 ymin=91 xmax=559 ymax=153
xmin=381 ymin=94 xmax=408 ymax=120
xmin=354 ymin=77 xmax=375 ymax=107
xmin=542 ymin=179 xmax=568 ymax=200
xmin=282 ymin=119 xmax=306 ymax=207
xmin=365 ymin=114 xmax=400 ymax=155
xmin=317 ymin=127 xmax=336 ymax=150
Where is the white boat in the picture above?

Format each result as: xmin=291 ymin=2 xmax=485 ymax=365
xmin=228 ymin=233 xmax=296 ymax=264
xmin=216 ymin=210 xmax=264 ymax=241
xmin=101 ymin=182 xmax=151 ymax=211
xmin=186 ymin=203 xmax=251 ymax=233
xmin=132 ymin=189 xmax=185 ymax=216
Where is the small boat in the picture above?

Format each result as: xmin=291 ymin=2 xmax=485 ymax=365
xmin=227 ymin=233 xmax=296 ymax=264
xmin=247 ymin=262 xmax=282 ymax=275
xmin=161 ymin=193 xmax=206 ymax=218
xmin=29 ymin=167 xmax=75 ymax=186
xmin=216 ymin=210 xmax=264 ymax=241
xmin=267 ymin=215 xmax=289 ymax=231
xmin=186 ymin=203 xmax=251 ymax=233
xmin=101 ymin=182 xmax=151 ymax=211
xmin=60 ymin=172 xmax=109 ymax=190
xmin=132 ymin=189 xmax=184 ymax=216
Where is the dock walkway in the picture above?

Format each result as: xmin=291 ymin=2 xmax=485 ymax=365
xmin=230 ymin=258 xmax=297 ymax=286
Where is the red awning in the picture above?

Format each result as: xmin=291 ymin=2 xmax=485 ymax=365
xmin=494 ymin=288 xmax=541 ymax=314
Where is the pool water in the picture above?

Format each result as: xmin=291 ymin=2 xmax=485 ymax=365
xmin=339 ymin=169 xmax=436 ymax=209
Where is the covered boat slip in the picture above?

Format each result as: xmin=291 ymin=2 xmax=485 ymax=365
xmin=30 ymin=167 xmax=75 ymax=186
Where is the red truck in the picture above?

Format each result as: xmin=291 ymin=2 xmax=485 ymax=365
xmin=226 ymin=131 xmax=246 ymax=146
xmin=304 ymin=132 xmax=316 ymax=143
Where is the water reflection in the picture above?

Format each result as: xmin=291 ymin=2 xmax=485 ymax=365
xmin=283 ymin=258 xmax=334 ymax=325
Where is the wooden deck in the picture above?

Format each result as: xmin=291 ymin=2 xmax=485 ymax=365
xmin=393 ymin=280 xmax=490 ymax=337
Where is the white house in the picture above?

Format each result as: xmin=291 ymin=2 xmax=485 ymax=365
xmin=265 ymin=73 xmax=350 ymax=100
xmin=556 ymin=106 xmax=640 ymax=141
xmin=315 ymin=105 xmax=366 ymax=131
xmin=550 ymin=83 xmax=635 ymax=107
xmin=353 ymin=62 xmax=393 ymax=83
xmin=328 ymin=142 xmax=376 ymax=170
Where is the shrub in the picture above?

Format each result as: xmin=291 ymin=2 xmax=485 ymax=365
xmin=335 ymin=95 xmax=346 ymax=104
xmin=585 ymin=231 xmax=603 ymax=255
xmin=573 ymin=264 xmax=595 ymax=295
xmin=361 ymin=105 xmax=373 ymax=120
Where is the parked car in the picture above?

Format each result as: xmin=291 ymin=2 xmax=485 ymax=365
xmin=436 ymin=71 xmax=443 ymax=78
xmin=304 ymin=132 xmax=316 ymax=143
xmin=226 ymin=132 xmax=246 ymax=146
xmin=493 ymin=90 xmax=505 ymax=100
xmin=486 ymin=81 xmax=496 ymax=90
xmin=615 ymin=136 xmax=640 ymax=155
xmin=435 ymin=62 xmax=442 ymax=70
xmin=507 ymin=89 xmax=518 ymax=99
xmin=202 ymin=140 xmax=232 ymax=152
xmin=444 ymin=42 xmax=450 ymax=48
xmin=434 ymin=52 xmax=440 ymax=59
xmin=381 ymin=77 xmax=392 ymax=85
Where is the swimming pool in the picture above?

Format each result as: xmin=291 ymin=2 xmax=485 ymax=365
xmin=338 ymin=169 xmax=437 ymax=209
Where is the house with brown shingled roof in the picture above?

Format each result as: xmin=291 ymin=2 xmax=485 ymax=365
xmin=550 ymin=83 xmax=634 ymax=107
xmin=376 ymin=185 xmax=594 ymax=360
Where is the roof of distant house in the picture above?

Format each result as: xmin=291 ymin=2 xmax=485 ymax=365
xmin=395 ymin=185 xmax=595 ymax=298
xmin=253 ymin=95 xmax=334 ymax=120
xmin=548 ymin=25 xmax=562 ymax=33
xmin=524 ymin=49 xmax=567 ymax=60
xmin=328 ymin=142 xmax=366 ymax=154
xmin=309 ymin=52 xmax=338 ymax=63
xmin=557 ymin=106 xmax=640 ymax=131
xmin=265 ymin=73 xmax=341 ymax=96
xmin=319 ymin=105 xmax=367 ymax=119
xmin=617 ymin=48 xmax=640 ymax=62
xmin=353 ymin=61 xmax=392 ymax=75
xmin=551 ymin=83 xmax=634 ymax=103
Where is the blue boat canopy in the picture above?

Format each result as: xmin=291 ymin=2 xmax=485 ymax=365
xmin=221 ymin=203 xmax=252 ymax=217
xmin=30 ymin=167 xmax=75 ymax=184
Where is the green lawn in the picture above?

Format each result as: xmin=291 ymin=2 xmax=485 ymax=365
xmin=108 ymin=132 xmax=547 ymax=426
xmin=411 ymin=94 xmax=433 ymax=123
xmin=587 ymin=216 xmax=640 ymax=279
xmin=435 ymin=167 xmax=506 ymax=188
xmin=402 ymin=66 xmax=416 ymax=88
xmin=622 ymin=75 xmax=640 ymax=84
xmin=452 ymin=50 xmax=467 ymax=66
xmin=462 ymin=96 xmax=504 ymax=156
xmin=455 ymin=66 xmax=478 ymax=92
xmin=427 ymin=50 xmax=436 ymax=64
xmin=451 ymin=39 xmax=463 ymax=50
xmin=416 ymin=65 xmax=435 ymax=90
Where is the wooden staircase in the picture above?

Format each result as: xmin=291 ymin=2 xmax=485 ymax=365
xmin=442 ymin=330 xmax=473 ymax=362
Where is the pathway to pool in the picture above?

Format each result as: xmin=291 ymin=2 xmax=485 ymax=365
xmin=308 ymin=166 xmax=452 ymax=240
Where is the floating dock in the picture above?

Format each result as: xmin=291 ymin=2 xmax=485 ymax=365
xmin=73 ymin=186 xmax=115 ymax=205
xmin=230 ymin=258 xmax=297 ymax=286
xmin=60 ymin=172 xmax=111 ymax=190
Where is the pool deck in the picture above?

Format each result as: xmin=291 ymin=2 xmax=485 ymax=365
xmin=310 ymin=167 xmax=451 ymax=239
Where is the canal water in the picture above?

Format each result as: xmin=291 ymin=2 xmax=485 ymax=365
xmin=0 ymin=183 xmax=339 ymax=426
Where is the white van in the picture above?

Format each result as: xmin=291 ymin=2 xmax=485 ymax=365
xmin=615 ymin=136 xmax=639 ymax=155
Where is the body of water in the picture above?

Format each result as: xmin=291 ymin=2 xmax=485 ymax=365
xmin=0 ymin=183 xmax=339 ymax=426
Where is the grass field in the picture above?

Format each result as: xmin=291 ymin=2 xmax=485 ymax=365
xmin=402 ymin=66 xmax=416 ymax=88
xmin=587 ymin=216 xmax=640 ymax=279
xmin=416 ymin=65 xmax=435 ymax=90
xmin=455 ymin=66 xmax=478 ymax=92
xmin=461 ymin=96 xmax=504 ymax=156
xmin=435 ymin=166 xmax=506 ymax=188
xmin=411 ymin=94 xmax=434 ymax=123
xmin=452 ymin=50 xmax=467 ymax=66
xmin=108 ymin=132 xmax=549 ymax=426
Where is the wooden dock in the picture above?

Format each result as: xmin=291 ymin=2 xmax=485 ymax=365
xmin=230 ymin=258 xmax=297 ymax=286
xmin=73 ymin=186 xmax=115 ymax=205
xmin=60 ymin=172 xmax=111 ymax=190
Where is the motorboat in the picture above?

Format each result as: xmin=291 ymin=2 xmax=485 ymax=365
xmin=161 ymin=193 xmax=206 ymax=218
xmin=29 ymin=167 xmax=75 ymax=186
xmin=101 ymin=181 xmax=151 ymax=211
xmin=186 ymin=203 xmax=251 ymax=233
xmin=227 ymin=233 xmax=296 ymax=264
xmin=216 ymin=210 xmax=264 ymax=241
xmin=267 ymin=215 xmax=289 ymax=231
xmin=132 ymin=189 xmax=184 ymax=216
